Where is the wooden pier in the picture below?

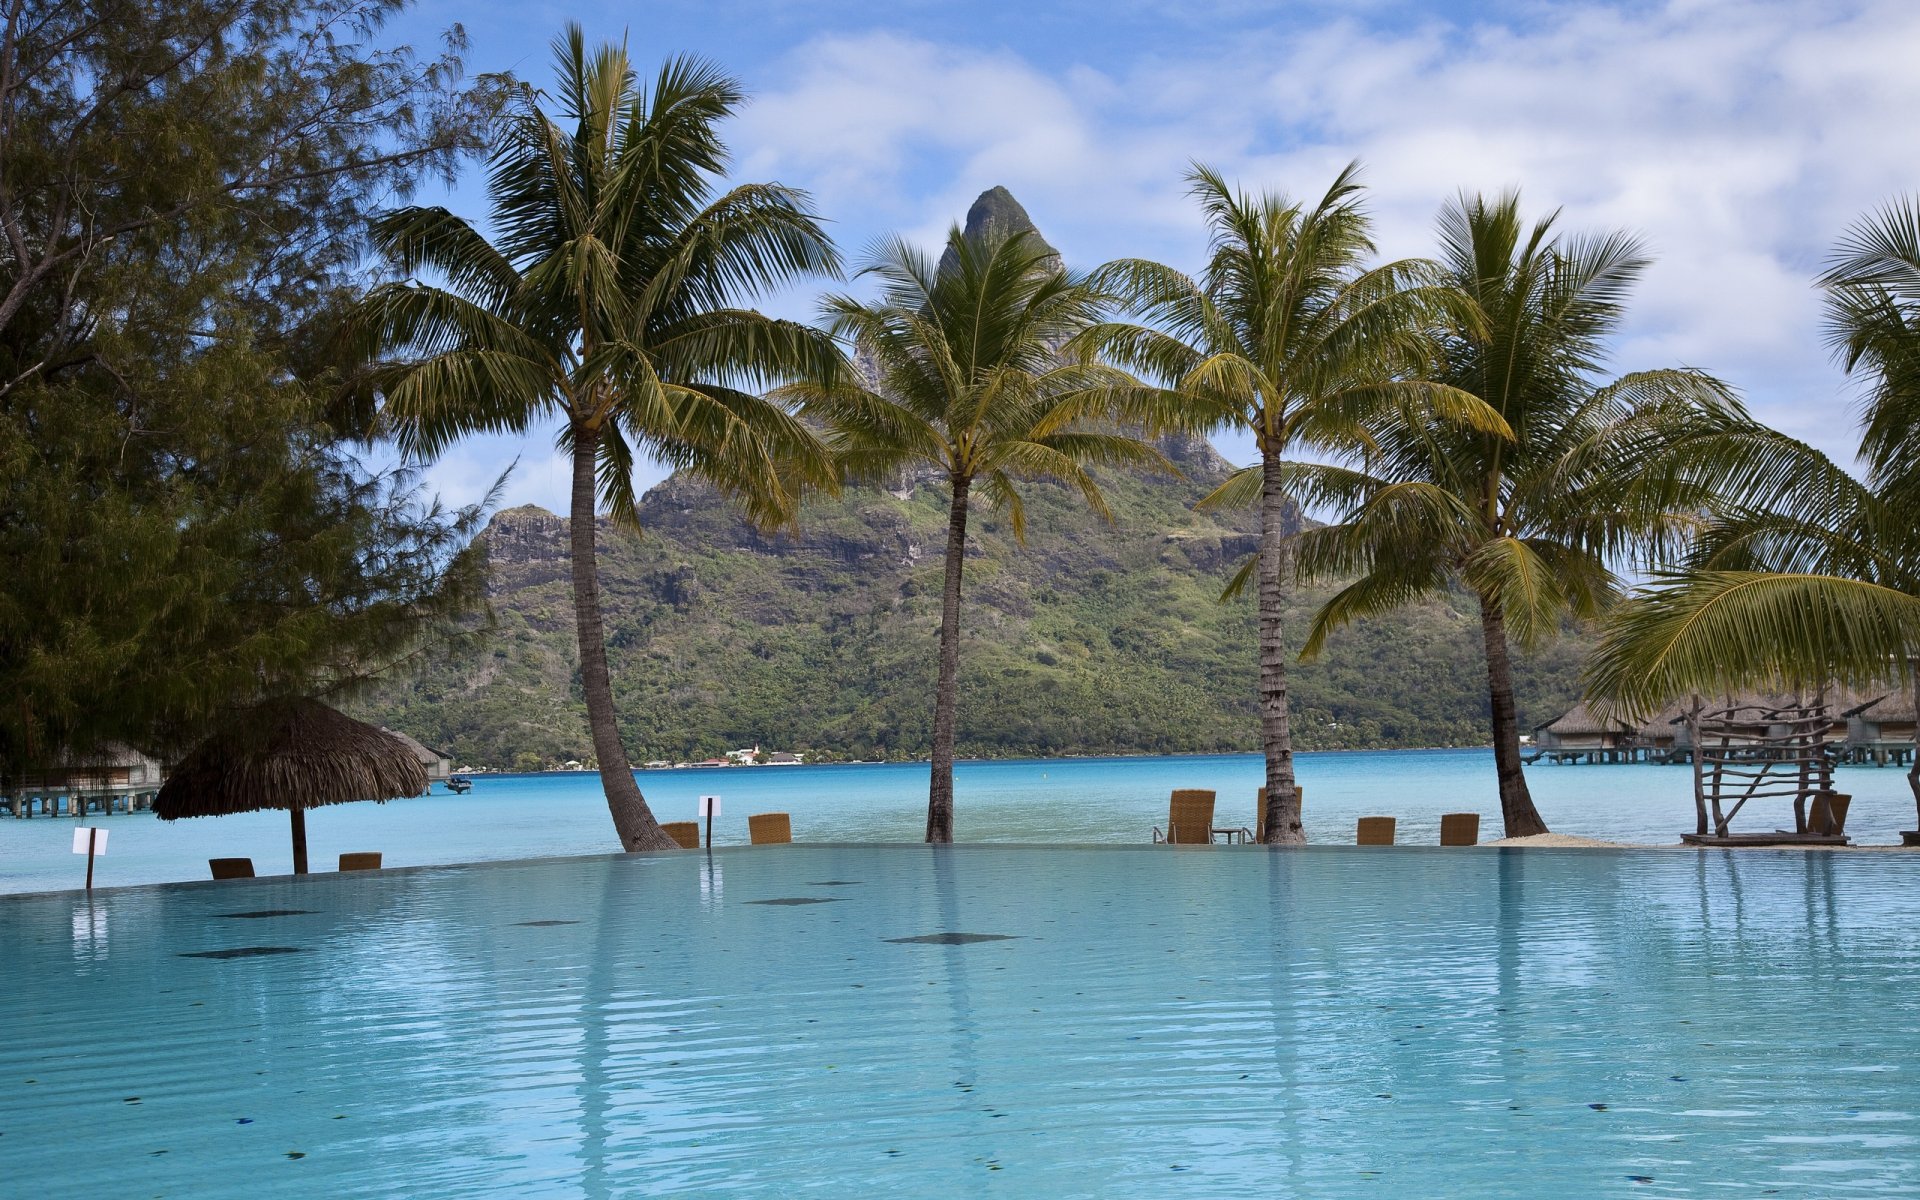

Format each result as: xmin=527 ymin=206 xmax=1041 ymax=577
xmin=5 ymin=789 xmax=159 ymax=818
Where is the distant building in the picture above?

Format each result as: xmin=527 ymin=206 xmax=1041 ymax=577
xmin=382 ymin=729 xmax=454 ymax=783
xmin=766 ymin=751 xmax=804 ymax=765
xmin=725 ymin=745 xmax=760 ymax=765
xmin=16 ymin=742 xmax=164 ymax=794
xmin=1531 ymin=703 xmax=1635 ymax=762
xmin=1842 ymin=690 xmax=1917 ymax=765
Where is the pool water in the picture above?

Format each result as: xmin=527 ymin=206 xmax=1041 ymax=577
xmin=4 ymin=845 xmax=1918 ymax=1196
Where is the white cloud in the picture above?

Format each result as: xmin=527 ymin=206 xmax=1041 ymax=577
xmin=728 ymin=0 xmax=1920 ymax=467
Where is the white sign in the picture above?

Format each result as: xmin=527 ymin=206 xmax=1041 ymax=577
xmin=71 ymin=827 xmax=107 ymax=855
xmin=698 ymin=795 xmax=721 ymax=817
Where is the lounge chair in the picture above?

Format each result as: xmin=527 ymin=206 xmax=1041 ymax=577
xmin=1439 ymin=813 xmax=1481 ymax=846
xmin=748 ymin=812 xmax=792 ymax=845
xmin=1251 ymin=785 xmax=1305 ymax=842
xmin=662 ymin=821 xmax=700 ymax=849
xmin=338 ymin=852 xmax=382 ymax=872
xmin=1153 ymin=789 xmax=1216 ymax=844
xmin=208 ymin=857 xmax=255 ymax=880
xmin=1356 ymin=816 xmax=1396 ymax=845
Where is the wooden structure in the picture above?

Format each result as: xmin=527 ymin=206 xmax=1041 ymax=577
xmin=382 ymin=728 xmax=453 ymax=786
xmin=1839 ymin=691 xmax=1917 ymax=766
xmin=1680 ymin=698 xmax=1850 ymax=845
xmin=6 ymin=742 xmax=165 ymax=817
xmin=1528 ymin=703 xmax=1637 ymax=763
xmin=338 ymin=852 xmax=383 ymax=871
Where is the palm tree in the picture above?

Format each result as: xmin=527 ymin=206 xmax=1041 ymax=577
xmin=1086 ymin=164 xmax=1505 ymax=844
xmin=1294 ymin=192 xmax=1748 ymax=838
xmin=345 ymin=28 xmax=840 ymax=851
xmin=788 ymin=225 xmax=1162 ymax=843
xmin=1587 ymin=198 xmax=1920 ymax=838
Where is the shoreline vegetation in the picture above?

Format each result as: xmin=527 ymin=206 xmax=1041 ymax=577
xmin=11 ymin=8 xmax=1920 ymax=856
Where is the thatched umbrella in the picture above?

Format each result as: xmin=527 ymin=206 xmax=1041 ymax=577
xmin=155 ymin=698 xmax=428 ymax=874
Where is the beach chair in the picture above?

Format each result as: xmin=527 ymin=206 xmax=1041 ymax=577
xmin=748 ymin=812 xmax=792 ymax=845
xmin=662 ymin=821 xmax=700 ymax=849
xmin=1252 ymin=785 xmax=1305 ymax=842
xmin=1439 ymin=813 xmax=1481 ymax=846
xmin=1153 ymin=789 xmax=1216 ymax=844
xmin=208 ymin=857 xmax=255 ymax=880
xmin=338 ymin=852 xmax=382 ymax=872
xmin=1807 ymin=792 xmax=1851 ymax=837
xmin=1356 ymin=816 xmax=1396 ymax=846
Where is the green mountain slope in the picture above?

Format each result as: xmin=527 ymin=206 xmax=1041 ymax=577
xmin=360 ymin=433 xmax=1589 ymax=768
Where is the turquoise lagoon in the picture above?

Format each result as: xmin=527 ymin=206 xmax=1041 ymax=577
xmin=6 ymin=749 xmax=1920 ymax=894
xmin=3 ymin=844 xmax=1918 ymax=1196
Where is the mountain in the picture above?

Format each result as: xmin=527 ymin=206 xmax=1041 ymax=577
xmin=360 ymin=437 xmax=1587 ymax=768
xmin=354 ymin=186 xmax=1590 ymax=767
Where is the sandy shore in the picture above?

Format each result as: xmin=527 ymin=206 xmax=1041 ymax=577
xmin=1485 ymin=832 xmax=1639 ymax=848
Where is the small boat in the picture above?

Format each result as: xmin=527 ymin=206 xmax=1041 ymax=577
xmin=444 ymin=776 xmax=474 ymax=794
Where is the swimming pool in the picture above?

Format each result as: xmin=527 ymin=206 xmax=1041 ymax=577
xmin=4 ymin=845 xmax=1918 ymax=1196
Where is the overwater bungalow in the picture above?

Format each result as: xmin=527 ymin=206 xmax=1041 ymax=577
xmin=382 ymin=728 xmax=454 ymax=786
xmin=1840 ymin=690 xmax=1917 ymax=765
xmin=5 ymin=742 xmax=165 ymax=816
xmin=1528 ymin=702 xmax=1636 ymax=763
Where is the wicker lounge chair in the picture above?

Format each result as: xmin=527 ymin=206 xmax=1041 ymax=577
xmin=1251 ymin=785 xmax=1305 ymax=842
xmin=208 ymin=857 xmax=255 ymax=880
xmin=1153 ymin=789 xmax=1216 ymax=844
xmin=337 ymin=852 xmax=382 ymax=871
xmin=661 ymin=821 xmax=700 ymax=849
xmin=1439 ymin=813 xmax=1480 ymax=846
xmin=748 ymin=812 xmax=792 ymax=845
xmin=1356 ymin=816 xmax=1396 ymax=845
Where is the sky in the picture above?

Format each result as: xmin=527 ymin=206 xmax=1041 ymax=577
xmin=380 ymin=0 xmax=1920 ymax=516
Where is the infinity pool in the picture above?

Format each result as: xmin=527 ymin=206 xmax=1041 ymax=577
xmin=4 ymin=846 xmax=1918 ymax=1196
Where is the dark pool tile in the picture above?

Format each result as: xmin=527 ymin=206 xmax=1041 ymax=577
xmin=747 ymin=898 xmax=844 ymax=906
xmin=885 ymin=933 xmax=1019 ymax=945
xmin=179 ymin=947 xmax=305 ymax=960
xmin=512 ymin=920 xmax=578 ymax=927
xmin=806 ymin=881 xmax=864 ymax=886
xmin=218 ymin=910 xmax=317 ymax=919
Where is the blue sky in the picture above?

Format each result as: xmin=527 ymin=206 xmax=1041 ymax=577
xmin=381 ymin=0 xmax=1920 ymax=516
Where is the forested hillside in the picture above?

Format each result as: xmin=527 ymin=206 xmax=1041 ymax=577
xmin=359 ymin=435 xmax=1589 ymax=767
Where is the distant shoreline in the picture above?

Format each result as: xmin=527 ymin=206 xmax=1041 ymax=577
xmin=460 ymin=744 xmax=1503 ymax=774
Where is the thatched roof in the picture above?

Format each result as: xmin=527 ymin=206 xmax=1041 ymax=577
xmin=155 ymin=699 xmax=427 ymax=820
xmin=1843 ymin=688 xmax=1915 ymax=723
xmin=381 ymin=728 xmax=447 ymax=766
xmin=1536 ymin=701 xmax=1633 ymax=736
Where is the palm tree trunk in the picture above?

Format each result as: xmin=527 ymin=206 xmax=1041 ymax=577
xmin=569 ymin=422 xmax=676 ymax=852
xmin=1258 ymin=452 xmax=1303 ymax=845
xmin=926 ymin=477 xmax=970 ymax=844
xmin=1477 ymin=594 xmax=1549 ymax=838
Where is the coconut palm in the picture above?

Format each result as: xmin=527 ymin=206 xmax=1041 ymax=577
xmin=1587 ymin=198 xmax=1920 ymax=758
xmin=1295 ymin=192 xmax=1751 ymax=838
xmin=788 ymin=226 xmax=1163 ymax=843
xmin=345 ymin=28 xmax=840 ymax=851
xmin=1086 ymin=164 xmax=1506 ymax=844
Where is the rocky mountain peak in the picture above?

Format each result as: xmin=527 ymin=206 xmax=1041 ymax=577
xmin=937 ymin=186 xmax=1060 ymax=277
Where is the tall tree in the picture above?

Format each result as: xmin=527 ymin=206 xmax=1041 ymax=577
xmin=1088 ymin=164 xmax=1503 ymax=844
xmin=1295 ymin=192 xmax=1747 ymax=838
xmin=790 ymin=220 xmax=1163 ymax=842
xmin=0 ymin=0 xmax=490 ymax=782
xmin=347 ymin=28 xmax=840 ymax=851
xmin=1588 ymin=197 xmax=1920 ymax=830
